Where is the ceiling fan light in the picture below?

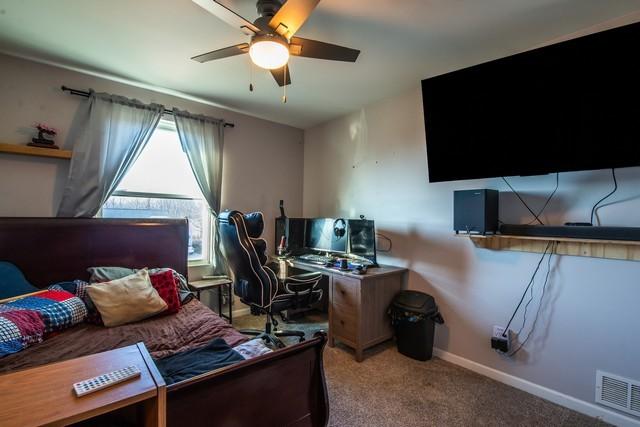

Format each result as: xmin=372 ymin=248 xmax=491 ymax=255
xmin=249 ymin=37 xmax=290 ymax=69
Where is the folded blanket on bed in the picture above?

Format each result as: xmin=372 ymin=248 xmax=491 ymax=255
xmin=0 ymin=290 xmax=87 ymax=357
xmin=154 ymin=337 xmax=245 ymax=385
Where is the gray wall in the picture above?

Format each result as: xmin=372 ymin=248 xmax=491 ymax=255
xmin=303 ymin=79 xmax=640 ymax=409
xmin=0 ymin=53 xmax=304 ymax=280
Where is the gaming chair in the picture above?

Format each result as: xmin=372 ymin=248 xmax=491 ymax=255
xmin=218 ymin=210 xmax=323 ymax=348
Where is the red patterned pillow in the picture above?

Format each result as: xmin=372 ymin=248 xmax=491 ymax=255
xmin=149 ymin=270 xmax=180 ymax=314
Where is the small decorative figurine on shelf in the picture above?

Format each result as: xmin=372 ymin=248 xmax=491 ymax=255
xmin=28 ymin=123 xmax=59 ymax=149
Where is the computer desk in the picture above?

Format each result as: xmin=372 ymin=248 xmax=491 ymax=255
xmin=286 ymin=259 xmax=407 ymax=362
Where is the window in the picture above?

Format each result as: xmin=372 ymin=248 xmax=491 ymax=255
xmin=102 ymin=120 xmax=212 ymax=264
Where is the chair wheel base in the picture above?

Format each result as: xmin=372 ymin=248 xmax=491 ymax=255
xmin=240 ymin=329 xmax=306 ymax=348
xmin=275 ymin=329 xmax=306 ymax=344
xmin=239 ymin=304 xmax=307 ymax=348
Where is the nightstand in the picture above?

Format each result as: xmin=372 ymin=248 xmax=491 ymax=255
xmin=0 ymin=342 xmax=166 ymax=427
xmin=189 ymin=277 xmax=233 ymax=323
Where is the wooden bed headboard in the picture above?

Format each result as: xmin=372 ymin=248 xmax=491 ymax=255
xmin=0 ymin=218 xmax=189 ymax=287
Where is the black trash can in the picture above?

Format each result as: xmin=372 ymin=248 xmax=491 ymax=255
xmin=388 ymin=291 xmax=444 ymax=361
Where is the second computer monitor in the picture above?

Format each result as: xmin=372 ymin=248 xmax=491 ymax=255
xmin=347 ymin=219 xmax=376 ymax=263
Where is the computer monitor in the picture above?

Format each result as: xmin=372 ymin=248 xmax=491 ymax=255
xmin=347 ymin=219 xmax=377 ymax=264
xmin=305 ymin=218 xmax=347 ymax=253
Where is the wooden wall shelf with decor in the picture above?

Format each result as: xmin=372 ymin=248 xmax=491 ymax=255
xmin=0 ymin=142 xmax=72 ymax=159
xmin=458 ymin=233 xmax=640 ymax=262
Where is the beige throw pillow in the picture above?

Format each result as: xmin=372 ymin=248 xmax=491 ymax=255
xmin=86 ymin=269 xmax=167 ymax=327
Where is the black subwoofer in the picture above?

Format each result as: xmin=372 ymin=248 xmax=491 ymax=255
xmin=453 ymin=189 xmax=499 ymax=235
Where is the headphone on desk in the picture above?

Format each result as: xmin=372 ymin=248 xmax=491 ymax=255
xmin=333 ymin=218 xmax=347 ymax=238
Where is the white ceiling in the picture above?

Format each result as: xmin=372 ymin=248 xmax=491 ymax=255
xmin=1 ymin=0 xmax=639 ymax=129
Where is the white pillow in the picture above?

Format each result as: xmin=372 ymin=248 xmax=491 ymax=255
xmin=86 ymin=269 xmax=167 ymax=327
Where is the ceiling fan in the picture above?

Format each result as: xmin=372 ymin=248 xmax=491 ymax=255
xmin=191 ymin=0 xmax=360 ymax=88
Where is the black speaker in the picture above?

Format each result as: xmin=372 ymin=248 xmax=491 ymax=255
xmin=454 ymin=189 xmax=499 ymax=235
xmin=275 ymin=217 xmax=306 ymax=254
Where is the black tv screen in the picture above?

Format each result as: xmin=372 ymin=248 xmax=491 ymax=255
xmin=422 ymin=21 xmax=640 ymax=183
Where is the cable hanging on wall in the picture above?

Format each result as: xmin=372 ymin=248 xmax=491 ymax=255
xmin=590 ymin=168 xmax=618 ymax=225
xmin=508 ymin=241 xmax=557 ymax=357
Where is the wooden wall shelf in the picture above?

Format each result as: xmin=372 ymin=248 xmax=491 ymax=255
xmin=0 ymin=142 xmax=72 ymax=160
xmin=459 ymin=233 xmax=640 ymax=262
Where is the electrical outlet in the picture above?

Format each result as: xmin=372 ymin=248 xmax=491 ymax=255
xmin=491 ymin=325 xmax=510 ymax=353
xmin=492 ymin=325 xmax=506 ymax=339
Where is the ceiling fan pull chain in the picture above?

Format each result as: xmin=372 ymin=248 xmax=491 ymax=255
xmin=282 ymin=66 xmax=287 ymax=103
xmin=249 ymin=59 xmax=254 ymax=92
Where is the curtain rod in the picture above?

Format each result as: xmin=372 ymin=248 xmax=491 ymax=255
xmin=60 ymin=86 xmax=235 ymax=128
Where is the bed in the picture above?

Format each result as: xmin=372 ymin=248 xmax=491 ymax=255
xmin=0 ymin=218 xmax=329 ymax=427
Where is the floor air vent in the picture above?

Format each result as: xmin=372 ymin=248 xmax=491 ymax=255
xmin=631 ymin=384 xmax=640 ymax=413
xmin=596 ymin=370 xmax=640 ymax=417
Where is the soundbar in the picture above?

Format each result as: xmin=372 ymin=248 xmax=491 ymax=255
xmin=499 ymin=224 xmax=640 ymax=242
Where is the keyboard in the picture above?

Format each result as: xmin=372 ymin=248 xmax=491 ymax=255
xmin=296 ymin=254 xmax=333 ymax=265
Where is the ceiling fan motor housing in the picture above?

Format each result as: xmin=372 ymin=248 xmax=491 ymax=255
xmin=256 ymin=0 xmax=283 ymax=18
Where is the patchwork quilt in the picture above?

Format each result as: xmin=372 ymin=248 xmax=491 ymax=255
xmin=0 ymin=290 xmax=87 ymax=357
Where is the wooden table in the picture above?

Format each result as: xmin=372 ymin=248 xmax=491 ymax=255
xmin=0 ymin=343 xmax=166 ymax=427
xmin=189 ymin=278 xmax=233 ymax=323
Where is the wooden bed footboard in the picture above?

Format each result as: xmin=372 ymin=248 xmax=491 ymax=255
xmin=166 ymin=332 xmax=329 ymax=427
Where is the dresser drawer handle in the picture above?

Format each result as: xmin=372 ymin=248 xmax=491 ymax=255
xmin=340 ymin=320 xmax=345 ymax=325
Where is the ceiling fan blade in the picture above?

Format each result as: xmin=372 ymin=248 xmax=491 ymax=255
xmin=191 ymin=43 xmax=250 ymax=63
xmin=270 ymin=65 xmax=292 ymax=87
xmin=192 ymin=0 xmax=260 ymax=35
xmin=268 ymin=0 xmax=320 ymax=39
xmin=290 ymin=37 xmax=360 ymax=62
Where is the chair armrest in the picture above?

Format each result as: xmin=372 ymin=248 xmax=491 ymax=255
xmin=287 ymin=272 xmax=323 ymax=282
xmin=284 ymin=272 xmax=322 ymax=294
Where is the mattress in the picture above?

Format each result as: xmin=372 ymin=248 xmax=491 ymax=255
xmin=0 ymin=299 xmax=246 ymax=373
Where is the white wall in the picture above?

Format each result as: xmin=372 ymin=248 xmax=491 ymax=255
xmin=303 ymin=66 xmax=640 ymax=421
xmin=0 ymin=53 xmax=304 ymax=280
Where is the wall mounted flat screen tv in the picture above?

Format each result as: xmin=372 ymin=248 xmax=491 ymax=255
xmin=422 ymin=21 xmax=640 ymax=183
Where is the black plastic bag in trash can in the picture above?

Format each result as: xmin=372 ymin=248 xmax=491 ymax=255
xmin=387 ymin=291 xmax=444 ymax=361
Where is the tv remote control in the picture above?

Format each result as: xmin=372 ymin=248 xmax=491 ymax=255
xmin=73 ymin=365 xmax=141 ymax=397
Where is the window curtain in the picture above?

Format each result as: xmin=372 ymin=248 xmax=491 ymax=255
xmin=57 ymin=91 xmax=164 ymax=217
xmin=172 ymin=108 xmax=226 ymax=273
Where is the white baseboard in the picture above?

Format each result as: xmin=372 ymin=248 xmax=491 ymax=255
xmin=433 ymin=348 xmax=640 ymax=427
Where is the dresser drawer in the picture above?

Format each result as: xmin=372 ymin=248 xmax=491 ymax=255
xmin=332 ymin=276 xmax=359 ymax=308
xmin=331 ymin=304 xmax=358 ymax=342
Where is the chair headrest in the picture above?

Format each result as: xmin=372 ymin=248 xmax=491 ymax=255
xmin=219 ymin=210 xmax=264 ymax=239
xmin=243 ymin=212 xmax=264 ymax=238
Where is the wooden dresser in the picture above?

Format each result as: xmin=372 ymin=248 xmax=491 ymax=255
xmin=289 ymin=261 xmax=407 ymax=362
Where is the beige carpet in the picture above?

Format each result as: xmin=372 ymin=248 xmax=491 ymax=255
xmin=234 ymin=313 xmax=609 ymax=427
